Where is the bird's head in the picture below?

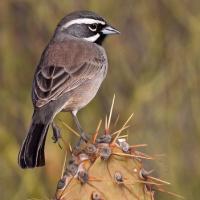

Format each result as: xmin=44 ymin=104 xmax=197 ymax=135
xmin=53 ymin=10 xmax=120 ymax=45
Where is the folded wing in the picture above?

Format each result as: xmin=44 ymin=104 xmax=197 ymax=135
xmin=33 ymin=61 xmax=103 ymax=107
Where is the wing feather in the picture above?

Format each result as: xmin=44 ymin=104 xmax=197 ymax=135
xmin=33 ymin=61 xmax=103 ymax=107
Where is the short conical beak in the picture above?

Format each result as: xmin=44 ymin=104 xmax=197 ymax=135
xmin=101 ymin=25 xmax=120 ymax=35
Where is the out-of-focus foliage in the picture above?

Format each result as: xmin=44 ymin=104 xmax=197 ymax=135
xmin=0 ymin=0 xmax=199 ymax=199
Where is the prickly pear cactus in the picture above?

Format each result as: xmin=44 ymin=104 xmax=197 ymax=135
xmin=54 ymin=98 xmax=181 ymax=200
xmin=55 ymin=136 xmax=155 ymax=200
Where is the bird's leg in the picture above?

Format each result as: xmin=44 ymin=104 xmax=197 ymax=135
xmin=71 ymin=111 xmax=89 ymax=142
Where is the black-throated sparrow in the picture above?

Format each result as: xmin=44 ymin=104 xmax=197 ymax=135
xmin=18 ymin=10 xmax=119 ymax=168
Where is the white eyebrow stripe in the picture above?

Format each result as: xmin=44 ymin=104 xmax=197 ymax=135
xmin=83 ymin=33 xmax=100 ymax=42
xmin=62 ymin=18 xmax=105 ymax=29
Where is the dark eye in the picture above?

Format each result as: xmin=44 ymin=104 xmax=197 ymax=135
xmin=88 ymin=24 xmax=98 ymax=32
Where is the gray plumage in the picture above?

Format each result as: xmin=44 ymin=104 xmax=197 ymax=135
xmin=18 ymin=10 xmax=119 ymax=168
xmin=33 ymin=36 xmax=108 ymax=110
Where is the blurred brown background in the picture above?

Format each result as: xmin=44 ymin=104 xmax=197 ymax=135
xmin=0 ymin=0 xmax=200 ymax=199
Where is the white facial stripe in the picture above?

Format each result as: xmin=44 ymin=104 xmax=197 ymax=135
xmin=62 ymin=18 xmax=105 ymax=29
xmin=83 ymin=33 xmax=100 ymax=42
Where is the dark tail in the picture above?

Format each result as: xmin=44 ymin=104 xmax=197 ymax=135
xmin=18 ymin=112 xmax=51 ymax=169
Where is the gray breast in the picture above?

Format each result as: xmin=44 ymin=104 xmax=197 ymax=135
xmin=62 ymin=45 xmax=108 ymax=112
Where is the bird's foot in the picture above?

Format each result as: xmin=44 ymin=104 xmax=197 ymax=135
xmin=80 ymin=132 xmax=90 ymax=143
xmin=73 ymin=132 xmax=90 ymax=154
xmin=51 ymin=122 xmax=62 ymax=149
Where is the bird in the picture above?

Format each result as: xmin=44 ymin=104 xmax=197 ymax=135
xmin=18 ymin=10 xmax=120 ymax=169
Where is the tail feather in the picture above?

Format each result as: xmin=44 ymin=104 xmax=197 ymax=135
xmin=18 ymin=122 xmax=49 ymax=168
